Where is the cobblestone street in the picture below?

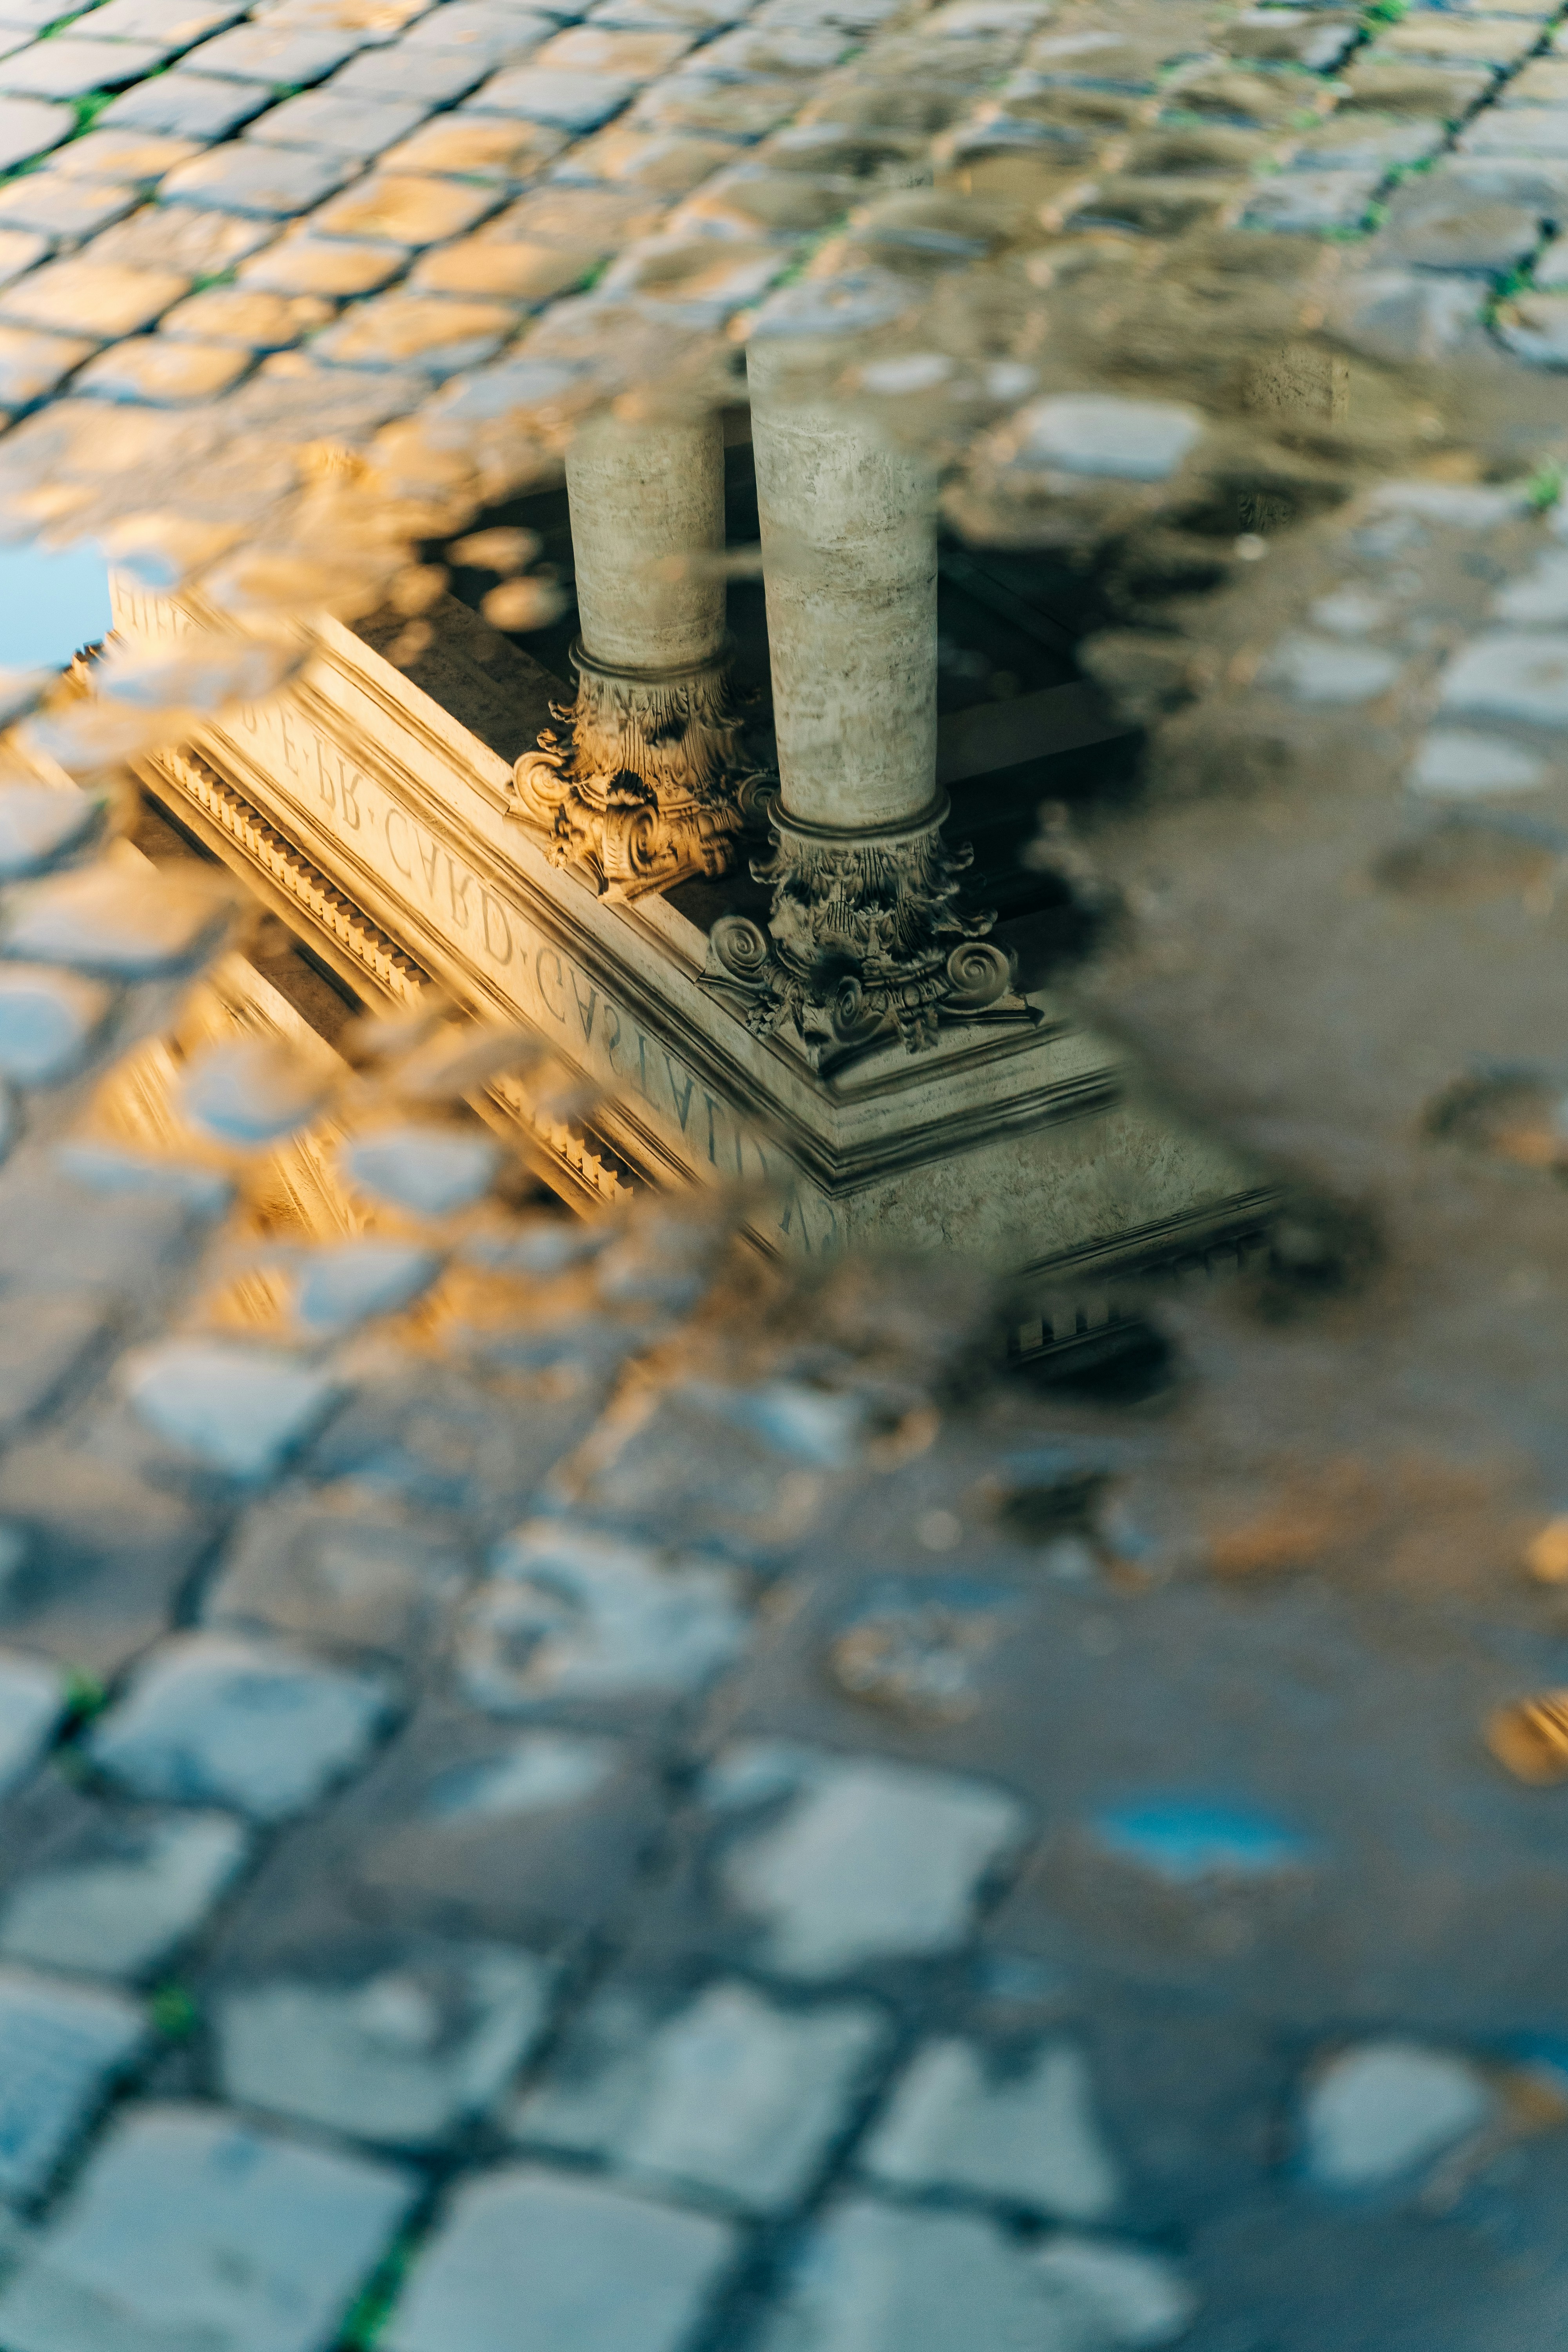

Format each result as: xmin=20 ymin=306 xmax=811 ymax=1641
xmin=0 ymin=0 xmax=1567 ymax=2327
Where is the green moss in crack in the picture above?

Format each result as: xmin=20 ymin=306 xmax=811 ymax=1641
xmin=149 ymin=1983 xmax=201 ymax=2041
xmin=337 ymin=2232 xmax=417 ymax=2352
xmin=1525 ymin=460 xmax=1564 ymax=512
xmin=69 ymin=88 xmax=120 ymax=134
xmin=61 ymin=1665 xmax=107 ymax=1726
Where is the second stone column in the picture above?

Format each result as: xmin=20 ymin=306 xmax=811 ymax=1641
xmin=708 ymin=323 xmax=1014 ymax=1059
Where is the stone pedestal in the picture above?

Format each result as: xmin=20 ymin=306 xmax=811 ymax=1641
xmin=704 ymin=346 xmax=1024 ymax=1064
xmin=118 ymin=582 xmax=1270 ymax=1281
xmin=513 ymin=408 xmax=762 ymax=899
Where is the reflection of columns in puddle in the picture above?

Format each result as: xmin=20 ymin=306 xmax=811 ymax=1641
xmin=513 ymin=407 xmax=759 ymax=898
xmin=708 ymin=346 xmax=1017 ymax=1060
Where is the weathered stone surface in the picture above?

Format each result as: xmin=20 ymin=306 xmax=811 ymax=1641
xmin=0 ymin=2102 xmax=417 ymax=2352
xmin=237 ymin=230 xmax=405 ymax=297
xmin=827 ymin=1575 xmax=1022 ymax=1720
xmin=124 ymin=1340 xmax=341 ymax=1477
xmin=305 ymin=1352 xmax=599 ymax=1519
xmin=0 ymin=96 xmax=74 ymax=172
xmin=0 ymin=1811 xmax=250 ymax=1981
xmin=1289 ymin=114 xmax=1446 ymax=172
xmin=0 ymin=324 xmax=94 ymax=407
xmin=291 ymin=1710 xmax=657 ymax=1942
xmin=1003 ymin=395 xmax=1202 ymax=483
xmin=1408 ymin=729 xmax=1548 ymax=797
xmin=0 ymin=1965 xmax=145 ymax=2202
xmin=1323 ymin=267 xmax=1483 ymax=362
xmin=513 ymin=1978 xmax=888 ymax=2208
xmin=159 ymin=142 xmax=360 ymax=218
xmin=410 ymin=233 xmax=596 ymax=300
xmin=760 ymin=2200 xmax=1195 ymax=2352
xmin=384 ymin=2166 xmax=736 ymax=2352
xmin=203 ymin=1488 xmax=468 ymax=1651
xmin=0 ymin=37 xmax=168 ymax=101
xmin=0 ymin=1295 xmax=111 ymax=1440
xmin=0 ymin=866 xmax=230 ymax=974
xmin=75 ymin=334 xmax=253 ymax=402
xmin=159 ymin=286 xmax=335 ymax=349
xmin=91 ymin=203 xmax=277 ymax=277
xmin=247 ymin=91 xmax=431 ymax=154
xmin=535 ymin=23 xmax=692 ymax=74
xmin=217 ymin=1941 xmax=555 ymax=2146
xmin=341 ymin=1127 xmax=503 ymax=1218
xmin=1461 ymin=105 xmax=1568 ymax=157
xmin=457 ymin=1521 xmax=749 ymax=1712
xmin=0 ymin=784 xmax=98 ymax=884
xmin=418 ymin=1730 xmax=621 ymax=1820
xmin=179 ymin=18 xmax=362 ymax=82
xmin=0 ymin=226 xmax=46 ymax=291
xmin=708 ymin=1744 xmax=1030 ymax=1977
xmin=863 ymin=2038 xmax=1123 ymax=2220
xmin=1261 ymin=633 xmax=1403 ymax=706
xmin=1241 ymin=169 xmax=1380 ymax=233
xmin=0 ymin=1439 xmax=223 ymax=1676
xmin=70 ymin=0 xmax=246 ymax=48
xmin=381 ymin=109 xmax=568 ymax=179
xmin=470 ymin=64 xmax=638 ymax=127
xmin=552 ymin=1381 xmax=842 ymax=1558
xmin=311 ymin=292 xmax=517 ymax=374
xmin=0 ymin=1648 xmax=62 ymax=1800
xmin=99 ymin=67 xmax=273 ymax=136
xmin=2 ymin=256 xmax=192 ymax=345
xmin=87 ymin=1632 xmax=396 ymax=1820
xmin=1495 ymin=289 xmax=1568 ymax=364
xmin=329 ymin=41 xmax=493 ymax=102
xmin=309 ymin=170 xmax=503 ymax=247
xmin=1301 ymin=2040 xmax=1495 ymax=2190
xmin=1379 ymin=13 xmax=1539 ymax=64
xmin=0 ymin=174 xmax=140 ymax=243
xmin=1492 ymin=550 xmax=1568 ymax=625
xmin=1439 ymin=630 xmax=1568 ymax=728
xmin=1378 ymin=185 xmax=1540 ymax=274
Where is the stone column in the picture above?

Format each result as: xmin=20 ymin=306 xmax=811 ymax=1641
xmin=707 ymin=336 xmax=1015 ymax=1060
xmin=513 ymin=407 xmax=759 ymax=898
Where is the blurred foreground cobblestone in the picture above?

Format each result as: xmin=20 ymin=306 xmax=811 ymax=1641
xmin=0 ymin=942 xmax=1564 ymax=2352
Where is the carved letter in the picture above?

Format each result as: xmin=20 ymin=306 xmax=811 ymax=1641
xmin=535 ymin=946 xmax=568 ymax=1022
xmin=278 ymin=710 xmax=303 ymax=785
xmin=481 ymin=890 xmax=513 ymax=964
xmin=570 ymin=969 xmax=598 ymax=1045
xmin=664 ymin=1055 xmax=696 ymax=1135
xmin=312 ymin=735 xmax=336 ymax=811
xmin=633 ymin=1031 xmax=657 ymax=1105
xmin=385 ymin=808 xmax=413 ymax=879
xmin=777 ymin=1190 xmax=811 ymax=1252
xmin=602 ymin=1004 xmax=622 ymax=1070
xmin=447 ymin=857 xmax=472 ymax=931
xmin=339 ymin=765 xmax=364 ymax=831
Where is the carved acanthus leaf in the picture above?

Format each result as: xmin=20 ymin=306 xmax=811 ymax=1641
xmin=512 ymin=645 xmax=765 ymax=899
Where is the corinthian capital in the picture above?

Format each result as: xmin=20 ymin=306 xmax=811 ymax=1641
xmin=512 ymin=642 xmax=768 ymax=899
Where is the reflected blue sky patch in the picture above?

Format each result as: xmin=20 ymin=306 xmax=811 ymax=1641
xmin=1092 ymin=1797 xmax=1315 ymax=1882
xmin=0 ymin=541 xmax=111 ymax=671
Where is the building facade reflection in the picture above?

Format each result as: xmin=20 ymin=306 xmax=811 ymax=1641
xmin=116 ymin=387 xmax=1274 ymax=1315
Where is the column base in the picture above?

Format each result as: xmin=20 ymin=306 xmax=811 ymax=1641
xmin=703 ymin=796 xmax=1038 ymax=1069
xmin=511 ymin=642 xmax=767 ymax=901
